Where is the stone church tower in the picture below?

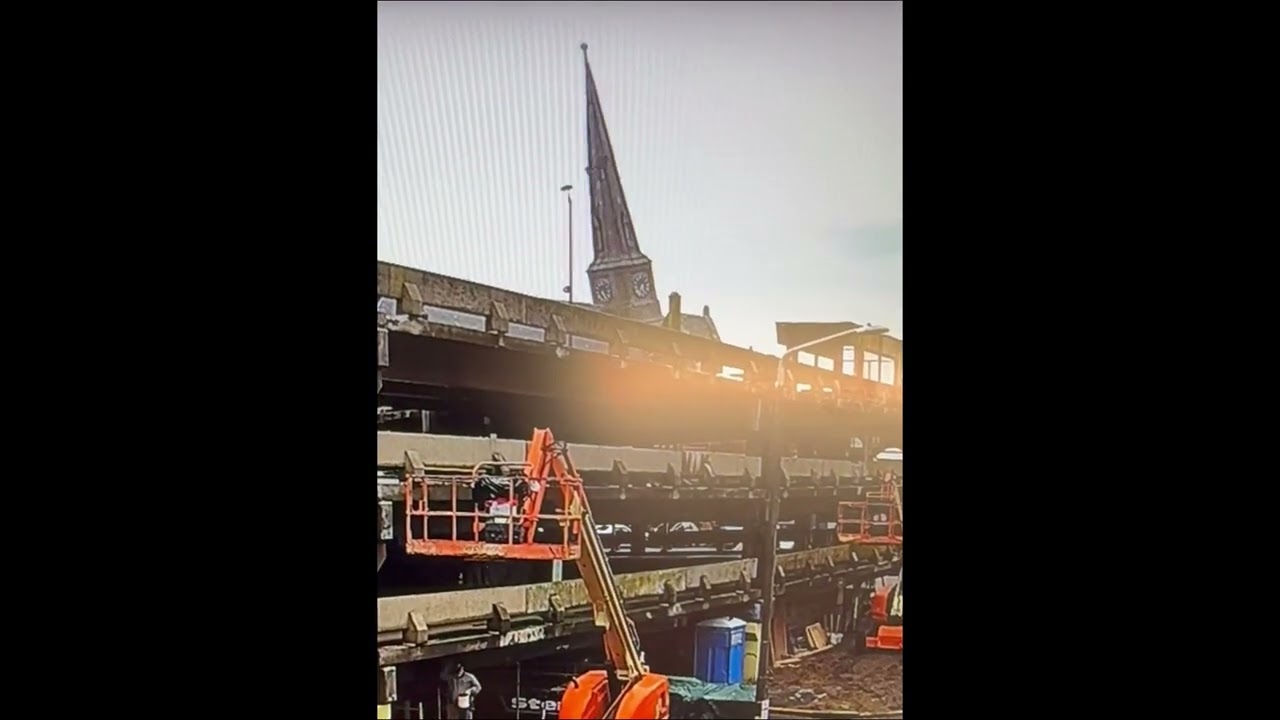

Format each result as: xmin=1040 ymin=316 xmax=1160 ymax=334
xmin=580 ymin=44 xmax=663 ymax=323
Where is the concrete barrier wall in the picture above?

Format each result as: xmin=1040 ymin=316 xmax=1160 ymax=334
xmin=375 ymin=544 xmax=885 ymax=634
xmin=782 ymin=457 xmax=859 ymax=479
xmin=377 ymin=557 xmax=755 ymax=633
xmin=377 ymin=433 xmax=527 ymax=468
xmin=565 ymin=442 xmax=681 ymax=474
xmin=378 ymin=432 xmax=861 ymax=481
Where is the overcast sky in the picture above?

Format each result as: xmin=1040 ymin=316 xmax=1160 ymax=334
xmin=378 ymin=1 xmax=902 ymax=354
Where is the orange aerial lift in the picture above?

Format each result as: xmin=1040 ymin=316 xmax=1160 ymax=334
xmin=402 ymin=428 xmax=670 ymax=720
xmin=837 ymin=471 xmax=903 ymax=651
xmin=864 ymin=570 xmax=903 ymax=650
xmin=402 ymin=429 xmax=585 ymax=560
xmin=836 ymin=472 xmax=902 ymax=546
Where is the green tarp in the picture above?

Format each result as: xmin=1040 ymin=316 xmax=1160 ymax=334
xmin=667 ymin=676 xmax=761 ymax=719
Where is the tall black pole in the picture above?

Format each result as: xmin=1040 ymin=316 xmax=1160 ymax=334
xmin=567 ymin=193 xmax=574 ymax=303
xmin=560 ymin=184 xmax=574 ymax=303
xmin=755 ymin=393 xmax=782 ymax=706
xmin=752 ymin=328 xmax=884 ymax=710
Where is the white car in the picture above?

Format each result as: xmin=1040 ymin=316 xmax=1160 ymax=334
xmin=595 ymin=524 xmax=635 ymax=552
xmin=716 ymin=520 xmax=783 ymax=548
xmin=875 ymin=448 xmax=903 ymax=462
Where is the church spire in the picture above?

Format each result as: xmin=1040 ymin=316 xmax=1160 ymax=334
xmin=581 ymin=43 xmax=662 ymax=322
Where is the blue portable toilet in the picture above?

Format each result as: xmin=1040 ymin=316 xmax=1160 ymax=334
xmin=694 ymin=617 xmax=747 ymax=684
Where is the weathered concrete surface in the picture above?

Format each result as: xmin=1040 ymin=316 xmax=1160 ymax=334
xmin=378 ymin=584 xmax=535 ymax=634
xmin=377 ymin=432 xmax=528 ymax=468
xmin=377 ymin=558 xmax=755 ymax=634
xmin=378 ymin=432 xmax=864 ymax=482
xmin=781 ymin=456 xmax=859 ymax=480
xmin=697 ymin=451 xmax=756 ymax=478
xmin=377 ymin=590 xmax=758 ymax=666
xmin=566 ymin=442 xmax=680 ymax=474
xmin=377 ymin=478 xmax=400 ymax=502
xmin=376 ymin=554 xmax=901 ymax=665
xmin=375 ymin=544 xmax=893 ymax=636
xmin=775 ymin=542 xmax=862 ymax=572
xmin=525 ymin=557 xmax=752 ymax=617
xmin=377 ymin=261 xmax=903 ymax=407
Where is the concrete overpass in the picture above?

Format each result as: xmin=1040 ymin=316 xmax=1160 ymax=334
xmin=377 ymin=543 xmax=899 ymax=666
xmin=377 ymin=261 xmax=902 ymax=453
xmin=377 ymin=431 xmax=894 ymax=562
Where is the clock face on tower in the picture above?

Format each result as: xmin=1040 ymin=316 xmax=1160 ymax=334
xmin=631 ymin=272 xmax=652 ymax=299
xmin=593 ymin=277 xmax=613 ymax=303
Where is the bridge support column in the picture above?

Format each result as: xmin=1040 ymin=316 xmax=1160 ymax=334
xmin=756 ymin=394 xmax=782 ymax=707
xmin=378 ymin=666 xmax=397 ymax=719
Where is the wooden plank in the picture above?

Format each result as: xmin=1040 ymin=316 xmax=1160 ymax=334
xmin=778 ymin=642 xmax=837 ymax=665
xmin=805 ymin=622 xmax=830 ymax=650
xmin=770 ymin=598 xmax=790 ymax=665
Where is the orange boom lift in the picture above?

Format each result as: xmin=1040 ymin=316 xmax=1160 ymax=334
xmin=402 ymin=428 xmax=670 ymax=719
xmin=837 ymin=471 xmax=903 ymax=651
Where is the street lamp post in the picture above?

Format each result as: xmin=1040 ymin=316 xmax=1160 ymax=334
xmin=560 ymin=184 xmax=574 ymax=303
xmin=754 ymin=324 xmax=889 ymax=709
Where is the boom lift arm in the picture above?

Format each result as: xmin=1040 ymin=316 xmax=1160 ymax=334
xmin=527 ymin=429 xmax=671 ymax=720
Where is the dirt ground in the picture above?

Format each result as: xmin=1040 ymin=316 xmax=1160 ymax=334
xmin=772 ymin=646 xmax=902 ymax=713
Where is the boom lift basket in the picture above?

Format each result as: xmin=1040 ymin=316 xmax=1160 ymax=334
xmin=403 ymin=461 xmax=584 ymax=561
xmin=398 ymin=428 xmax=670 ymax=718
xmin=837 ymin=475 xmax=902 ymax=545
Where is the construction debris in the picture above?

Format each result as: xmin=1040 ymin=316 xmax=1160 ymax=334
xmin=772 ymin=645 xmax=902 ymax=714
